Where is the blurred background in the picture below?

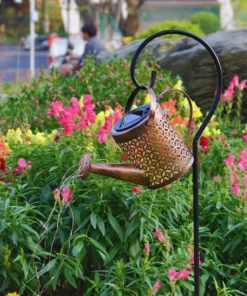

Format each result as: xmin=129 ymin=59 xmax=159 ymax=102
xmin=0 ymin=0 xmax=246 ymax=83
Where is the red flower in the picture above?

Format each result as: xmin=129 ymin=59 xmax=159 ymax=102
xmin=199 ymin=136 xmax=210 ymax=153
xmin=242 ymin=133 xmax=247 ymax=143
xmin=0 ymin=157 xmax=6 ymax=172
xmin=121 ymin=153 xmax=128 ymax=161
xmin=132 ymin=186 xmax=141 ymax=194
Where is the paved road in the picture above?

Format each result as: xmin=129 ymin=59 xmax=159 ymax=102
xmin=0 ymin=44 xmax=48 ymax=82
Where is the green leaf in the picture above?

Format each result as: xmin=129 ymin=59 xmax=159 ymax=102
xmin=90 ymin=212 xmax=97 ymax=229
xmin=97 ymin=217 xmax=105 ymax=236
xmin=107 ymin=213 xmax=123 ymax=242
xmin=216 ymin=200 xmax=222 ymax=209
xmin=22 ymin=224 xmax=39 ymax=238
xmin=51 ymin=271 xmax=60 ymax=291
xmin=72 ymin=241 xmax=84 ymax=257
xmin=64 ymin=267 xmax=77 ymax=288
xmin=4 ymin=198 xmax=9 ymax=209
xmin=38 ymin=258 xmax=57 ymax=277
xmin=89 ymin=238 xmax=108 ymax=257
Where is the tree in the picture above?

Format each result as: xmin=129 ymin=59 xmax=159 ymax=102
xmin=75 ymin=0 xmax=146 ymax=40
xmin=218 ymin=0 xmax=235 ymax=30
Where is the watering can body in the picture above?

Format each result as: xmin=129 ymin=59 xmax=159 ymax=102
xmin=111 ymin=87 xmax=194 ymax=188
xmin=79 ymin=87 xmax=194 ymax=189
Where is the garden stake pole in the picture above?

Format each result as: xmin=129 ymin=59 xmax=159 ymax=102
xmin=129 ymin=29 xmax=223 ymax=296
xmin=30 ymin=0 xmax=35 ymax=78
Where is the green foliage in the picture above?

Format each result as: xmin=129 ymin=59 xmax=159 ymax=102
xmin=134 ymin=20 xmax=204 ymax=40
xmin=0 ymin=57 xmax=178 ymax=132
xmin=1 ymin=60 xmax=247 ymax=294
xmin=190 ymin=11 xmax=220 ymax=35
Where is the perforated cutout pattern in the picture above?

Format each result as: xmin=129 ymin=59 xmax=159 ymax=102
xmin=118 ymin=113 xmax=193 ymax=188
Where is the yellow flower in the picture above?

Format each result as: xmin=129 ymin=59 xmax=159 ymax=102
xmin=47 ymin=130 xmax=58 ymax=140
xmin=182 ymin=98 xmax=203 ymax=119
xmin=5 ymin=128 xmax=23 ymax=144
xmin=202 ymin=126 xmax=221 ymax=136
xmin=79 ymin=95 xmax=84 ymax=108
xmin=144 ymin=93 xmax=151 ymax=104
xmin=7 ymin=293 xmax=19 ymax=296
xmin=32 ymin=132 xmax=48 ymax=145
xmin=174 ymin=80 xmax=182 ymax=90
xmin=202 ymin=127 xmax=210 ymax=137
xmin=131 ymin=104 xmax=138 ymax=111
xmin=95 ymin=111 xmax=105 ymax=126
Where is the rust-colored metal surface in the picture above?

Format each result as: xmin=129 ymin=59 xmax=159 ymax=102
xmin=112 ymin=87 xmax=194 ymax=188
xmin=79 ymin=86 xmax=194 ymax=189
xmin=78 ymin=153 xmax=150 ymax=186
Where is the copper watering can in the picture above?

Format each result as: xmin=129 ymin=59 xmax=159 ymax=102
xmin=79 ymin=86 xmax=194 ymax=189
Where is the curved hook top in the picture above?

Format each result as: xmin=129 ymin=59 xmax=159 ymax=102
xmin=130 ymin=29 xmax=223 ymax=142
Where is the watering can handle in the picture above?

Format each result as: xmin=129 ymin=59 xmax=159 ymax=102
xmin=125 ymin=85 xmax=158 ymax=118
xmin=157 ymin=88 xmax=193 ymax=147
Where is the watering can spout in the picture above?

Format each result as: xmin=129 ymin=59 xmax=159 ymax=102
xmin=78 ymin=153 xmax=150 ymax=186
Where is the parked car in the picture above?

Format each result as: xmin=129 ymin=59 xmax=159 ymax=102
xmin=48 ymin=38 xmax=86 ymax=69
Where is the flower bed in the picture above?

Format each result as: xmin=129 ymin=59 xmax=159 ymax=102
xmin=1 ymin=59 xmax=247 ymax=295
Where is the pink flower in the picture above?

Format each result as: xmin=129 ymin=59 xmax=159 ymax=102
xmin=151 ymin=280 xmax=161 ymax=294
xmin=240 ymin=79 xmax=247 ymax=90
xmin=83 ymin=94 xmax=93 ymax=106
xmin=14 ymin=158 xmax=32 ymax=175
xmin=113 ymin=111 xmax=120 ymax=123
xmin=70 ymin=97 xmax=81 ymax=116
xmin=213 ymin=175 xmax=222 ymax=182
xmin=58 ymin=106 xmax=74 ymax=124
xmin=244 ymin=174 xmax=247 ymax=188
xmin=224 ymin=153 xmax=235 ymax=167
xmin=191 ymin=252 xmax=202 ymax=265
xmin=132 ymin=186 xmax=141 ymax=194
xmin=47 ymin=101 xmax=64 ymax=120
xmin=97 ymin=126 xmax=109 ymax=144
xmin=144 ymin=242 xmax=150 ymax=254
xmin=242 ymin=133 xmax=247 ymax=143
xmin=168 ymin=269 xmax=189 ymax=283
xmin=84 ymin=110 xmax=96 ymax=123
xmin=168 ymin=269 xmax=178 ymax=283
xmin=237 ymin=149 xmax=247 ymax=170
xmin=230 ymin=183 xmax=242 ymax=197
xmin=76 ymin=117 xmax=88 ymax=129
xmin=153 ymin=228 xmax=165 ymax=243
xmin=229 ymin=171 xmax=236 ymax=185
xmin=83 ymin=95 xmax=95 ymax=111
xmin=232 ymin=75 xmax=239 ymax=87
xmin=222 ymin=89 xmax=234 ymax=102
xmin=53 ymin=188 xmax=60 ymax=201
xmin=61 ymin=187 xmax=73 ymax=204
xmin=96 ymin=116 xmax=113 ymax=144
xmin=187 ymin=263 xmax=193 ymax=273
xmin=177 ymin=269 xmax=189 ymax=280
xmin=104 ymin=116 xmax=113 ymax=131
xmin=63 ymin=120 xmax=76 ymax=135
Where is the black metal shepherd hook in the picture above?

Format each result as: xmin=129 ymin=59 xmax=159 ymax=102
xmin=129 ymin=29 xmax=223 ymax=295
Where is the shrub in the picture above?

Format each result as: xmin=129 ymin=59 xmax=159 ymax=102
xmin=134 ymin=20 xmax=204 ymax=40
xmin=1 ymin=56 xmax=179 ymax=132
xmin=190 ymin=11 xmax=220 ymax=35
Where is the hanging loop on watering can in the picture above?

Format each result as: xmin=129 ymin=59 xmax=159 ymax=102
xmin=129 ymin=29 xmax=223 ymax=296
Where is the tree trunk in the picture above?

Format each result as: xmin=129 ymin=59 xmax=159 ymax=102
xmin=218 ymin=0 xmax=235 ymax=30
